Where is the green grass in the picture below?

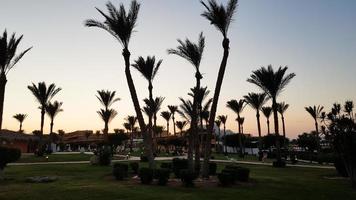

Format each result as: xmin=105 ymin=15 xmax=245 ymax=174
xmin=1 ymin=162 xmax=355 ymax=200
xmin=17 ymin=153 xmax=92 ymax=163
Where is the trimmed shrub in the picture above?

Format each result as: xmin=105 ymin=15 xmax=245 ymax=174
xmin=273 ymin=159 xmax=286 ymax=168
xmin=98 ymin=146 xmax=112 ymax=166
xmin=218 ymin=172 xmax=233 ymax=186
xmin=154 ymin=168 xmax=170 ymax=186
xmin=112 ymin=163 xmax=128 ymax=180
xmin=160 ymin=162 xmax=172 ymax=171
xmin=172 ymin=158 xmax=188 ymax=178
xmin=129 ymin=162 xmax=139 ymax=174
xmin=139 ymin=167 xmax=154 ymax=184
xmin=0 ymin=146 xmax=21 ymax=170
xmin=236 ymin=167 xmax=250 ymax=182
xmin=209 ymin=162 xmax=217 ymax=175
xmin=180 ymin=169 xmax=196 ymax=187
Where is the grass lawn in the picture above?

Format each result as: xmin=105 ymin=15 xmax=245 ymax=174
xmin=1 ymin=162 xmax=355 ymax=200
xmin=16 ymin=153 xmax=92 ymax=163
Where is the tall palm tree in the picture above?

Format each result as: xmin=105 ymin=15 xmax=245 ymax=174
xmin=28 ymin=82 xmax=61 ymax=136
xmin=160 ymin=111 xmax=171 ymax=135
xmin=85 ymin=1 xmax=155 ymax=168
xmin=305 ymin=105 xmax=324 ymax=151
xmin=96 ymin=90 xmax=120 ymax=110
xmin=201 ymin=0 xmax=238 ymax=177
xmin=176 ymin=121 xmax=187 ymax=136
xmin=215 ymin=119 xmax=221 ymax=152
xmin=226 ymin=99 xmax=245 ymax=156
xmin=0 ymin=30 xmax=32 ymax=129
xmin=261 ymin=106 xmax=272 ymax=135
xmin=97 ymin=108 xmax=117 ymax=139
xmin=247 ymin=65 xmax=295 ymax=162
xmin=244 ymin=92 xmax=267 ymax=151
xmin=168 ymin=105 xmax=179 ymax=135
xmin=13 ymin=113 xmax=27 ymax=132
xmin=168 ymin=33 xmax=205 ymax=171
xmin=277 ymin=102 xmax=289 ymax=143
xmin=218 ymin=115 xmax=227 ymax=154
xmin=46 ymin=101 xmax=63 ymax=134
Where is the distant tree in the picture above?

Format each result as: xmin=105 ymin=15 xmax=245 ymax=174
xmin=297 ymin=132 xmax=318 ymax=163
xmin=277 ymin=102 xmax=289 ymax=144
xmin=227 ymin=99 xmax=245 ymax=156
xmin=97 ymin=108 xmax=117 ymax=141
xmin=108 ymin=132 xmax=129 ymax=152
xmin=344 ymin=101 xmax=354 ymax=121
xmin=160 ymin=111 xmax=171 ymax=135
xmin=27 ymin=82 xmax=61 ymax=136
xmin=215 ymin=119 xmax=221 ymax=152
xmin=218 ymin=115 xmax=228 ymax=154
xmin=261 ymin=106 xmax=272 ymax=135
xmin=305 ymin=105 xmax=324 ymax=151
xmin=125 ymin=115 xmax=137 ymax=152
xmin=13 ymin=113 xmax=27 ymax=132
xmin=168 ymin=105 xmax=179 ymax=136
xmin=46 ymin=101 xmax=63 ymax=134
xmin=0 ymin=30 xmax=32 ymax=129
xmin=176 ymin=121 xmax=187 ymax=137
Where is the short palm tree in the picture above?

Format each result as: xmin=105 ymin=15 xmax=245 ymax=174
xmin=215 ymin=119 xmax=221 ymax=152
xmin=244 ymin=92 xmax=267 ymax=151
xmin=201 ymin=0 xmax=238 ymax=177
xmin=305 ymin=105 xmax=324 ymax=150
xmin=0 ymin=30 xmax=32 ymax=129
xmin=277 ymin=102 xmax=289 ymax=143
xmin=168 ymin=105 xmax=179 ymax=135
xmin=85 ymin=1 xmax=155 ymax=168
xmin=227 ymin=99 xmax=245 ymax=156
xmin=247 ymin=65 xmax=295 ymax=162
xmin=28 ymin=82 xmax=61 ymax=135
xmin=218 ymin=115 xmax=227 ymax=154
xmin=97 ymin=108 xmax=117 ymax=139
xmin=46 ymin=101 xmax=63 ymax=134
xmin=13 ymin=113 xmax=27 ymax=132
xmin=125 ymin=115 xmax=137 ymax=152
xmin=160 ymin=111 xmax=171 ymax=135
xmin=176 ymin=121 xmax=187 ymax=136
xmin=261 ymin=106 xmax=272 ymax=135
xmin=168 ymin=33 xmax=205 ymax=170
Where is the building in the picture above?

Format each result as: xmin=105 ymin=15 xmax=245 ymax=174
xmin=0 ymin=129 xmax=39 ymax=153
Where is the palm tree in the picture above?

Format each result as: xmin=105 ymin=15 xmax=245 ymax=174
xmin=168 ymin=105 xmax=179 ymax=135
xmin=143 ymin=97 xmax=165 ymax=139
xmin=13 ymin=113 xmax=27 ymax=132
xmin=244 ymin=92 xmax=267 ymax=151
xmin=46 ymin=101 xmax=63 ymax=134
xmin=344 ymin=101 xmax=354 ymax=120
xmin=305 ymin=105 xmax=324 ymax=151
xmin=96 ymin=90 xmax=120 ymax=110
xmin=247 ymin=65 xmax=295 ymax=162
xmin=226 ymin=99 xmax=245 ymax=156
xmin=215 ymin=119 xmax=221 ymax=152
xmin=125 ymin=115 xmax=137 ymax=152
xmin=176 ymin=121 xmax=187 ymax=136
xmin=161 ymin=111 xmax=171 ymax=135
xmin=0 ymin=30 xmax=32 ymax=129
xmin=85 ymin=1 xmax=155 ymax=168
xmin=168 ymin=33 xmax=205 ymax=171
xmin=218 ymin=115 xmax=227 ymax=154
xmin=261 ymin=106 xmax=272 ymax=135
xmin=238 ymin=117 xmax=245 ymax=134
xmin=97 ymin=108 xmax=117 ymax=139
xmin=277 ymin=102 xmax=289 ymax=143
xmin=123 ymin=122 xmax=131 ymax=133
xmin=28 ymin=82 xmax=61 ymax=136
xmin=201 ymin=0 xmax=238 ymax=177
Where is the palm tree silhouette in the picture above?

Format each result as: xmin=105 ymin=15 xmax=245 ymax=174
xmin=201 ymin=0 xmax=238 ymax=177
xmin=160 ymin=111 xmax=171 ymax=135
xmin=247 ymin=65 xmax=295 ymax=162
xmin=244 ymin=92 xmax=267 ymax=151
xmin=277 ymin=102 xmax=289 ymax=144
xmin=305 ymin=105 xmax=324 ymax=150
xmin=176 ymin=121 xmax=187 ymax=137
xmin=215 ymin=119 xmax=221 ymax=153
xmin=227 ymin=99 xmax=245 ymax=156
xmin=168 ymin=105 xmax=179 ymax=135
xmin=344 ymin=101 xmax=354 ymax=121
xmin=217 ymin=115 xmax=227 ymax=154
xmin=85 ymin=1 xmax=155 ymax=168
xmin=178 ymin=99 xmax=194 ymax=122
xmin=13 ymin=113 xmax=27 ymax=132
xmin=143 ymin=97 xmax=164 ymax=139
xmin=261 ymin=106 xmax=272 ymax=135
xmin=168 ymin=33 xmax=205 ymax=170
xmin=27 ymin=82 xmax=61 ymax=136
xmin=0 ymin=30 xmax=32 ymax=129
xmin=96 ymin=90 xmax=120 ymax=141
xmin=46 ymin=101 xmax=63 ymax=134
xmin=125 ymin=115 xmax=137 ymax=152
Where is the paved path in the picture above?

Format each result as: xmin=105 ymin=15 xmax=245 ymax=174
xmin=9 ymin=156 xmax=334 ymax=169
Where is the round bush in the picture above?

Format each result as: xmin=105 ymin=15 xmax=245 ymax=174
xmin=112 ymin=163 xmax=128 ymax=180
xmin=98 ymin=146 xmax=112 ymax=166
xmin=129 ymin=162 xmax=139 ymax=174
xmin=180 ymin=169 xmax=196 ymax=187
xmin=154 ymin=168 xmax=170 ymax=186
xmin=236 ymin=167 xmax=250 ymax=182
xmin=139 ymin=167 xmax=154 ymax=184
xmin=218 ymin=172 xmax=232 ymax=186
xmin=273 ymin=159 xmax=286 ymax=168
xmin=209 ymin=162 xmax=217 ymax=175
xmin=0 ymin=146 xmax=21 ymax=169
xmin=172 ymin=158 xmax=188 ymax=178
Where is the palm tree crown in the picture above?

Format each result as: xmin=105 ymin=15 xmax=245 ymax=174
xmin=200 ymin=0 xmax=238 ymax=38
xmin=84 ymin=1 xmax=140 ymax=49
xmin=46 ymin=101 xmax=63 ymax=120
xmin=226 ymin=99 xmax=245 ymax=115
xmin=244 ymin=93 xmax=267 ymax=112
xmin=160 ymin=111 xmax=171 ymax=122
xmin=97 ymin=108 xmax=117 ymax=124
xmin=261 ymin=106 xmax=272 ymax=119
xmin=277 ymin=102 xmax=289 ymax=115
xmin=96 ymin=90 xmax=120 ymax=110
xmin=305 ymin=105 xmax=324 ymax=121
xmin=13 ymin=113 xmax=27 ymax=123
xmin=132 ymin=56 xmax=162 ymax=83
xmin=0 ymin=30 xmax=32 ymax=75
xmin=218 ymin=115 xmax=227 ymax=125
xmin=28 ymin=82 xmax=62 ymax=107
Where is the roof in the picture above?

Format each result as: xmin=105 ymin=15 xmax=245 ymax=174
xmin=62 ymin=130 xmax=104 ymax=143
xmin=0 ymin=129 xmax=40 ymax=141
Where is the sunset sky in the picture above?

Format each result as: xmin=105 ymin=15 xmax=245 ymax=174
xmin=1 ymin=0 xmax=355 ymax=138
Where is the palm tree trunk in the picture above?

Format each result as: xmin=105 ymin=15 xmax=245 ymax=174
xmin=122 ymin=48 xmax=154 ymax=168
xmin=172 ymin=115 xmax=176 ymax=135
xmin=0 ymin=73 xmax=7 ymax=130
xmin=237 ymin=115 xmax=243 ymax=157
xmin=281 ymin=115 xmax=286 ymax=147
xmin=203 ymin=38 xmax=230 ymax=178
xmin=223 ymin=125 xmax=227 ymax=154
xmin=50 ymin=118 xmax=54 ymax=134
xmin=267 ymin=119 xmax=270 ymax=135
xmin=193 ymin=73 xmax=201 ymax=173
xmin=19 ymin=122 xmax=22 ymax=132
xmin=257 ymin=112 xmax=262 ymax=151
xmin=40 ymin=107 xmax=45 ymax=135
xmin=272 ymin=98 xmax=281 ymax=161
xmin=104 ymin=121 xmax=108 ymax=142
xmin=130 ymin=130 xmax=133 ymax=152
xmin=315 ymin=120 xmax=320 ymax=152
xmin=166 ymin=121 xmax=169 ymax=136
